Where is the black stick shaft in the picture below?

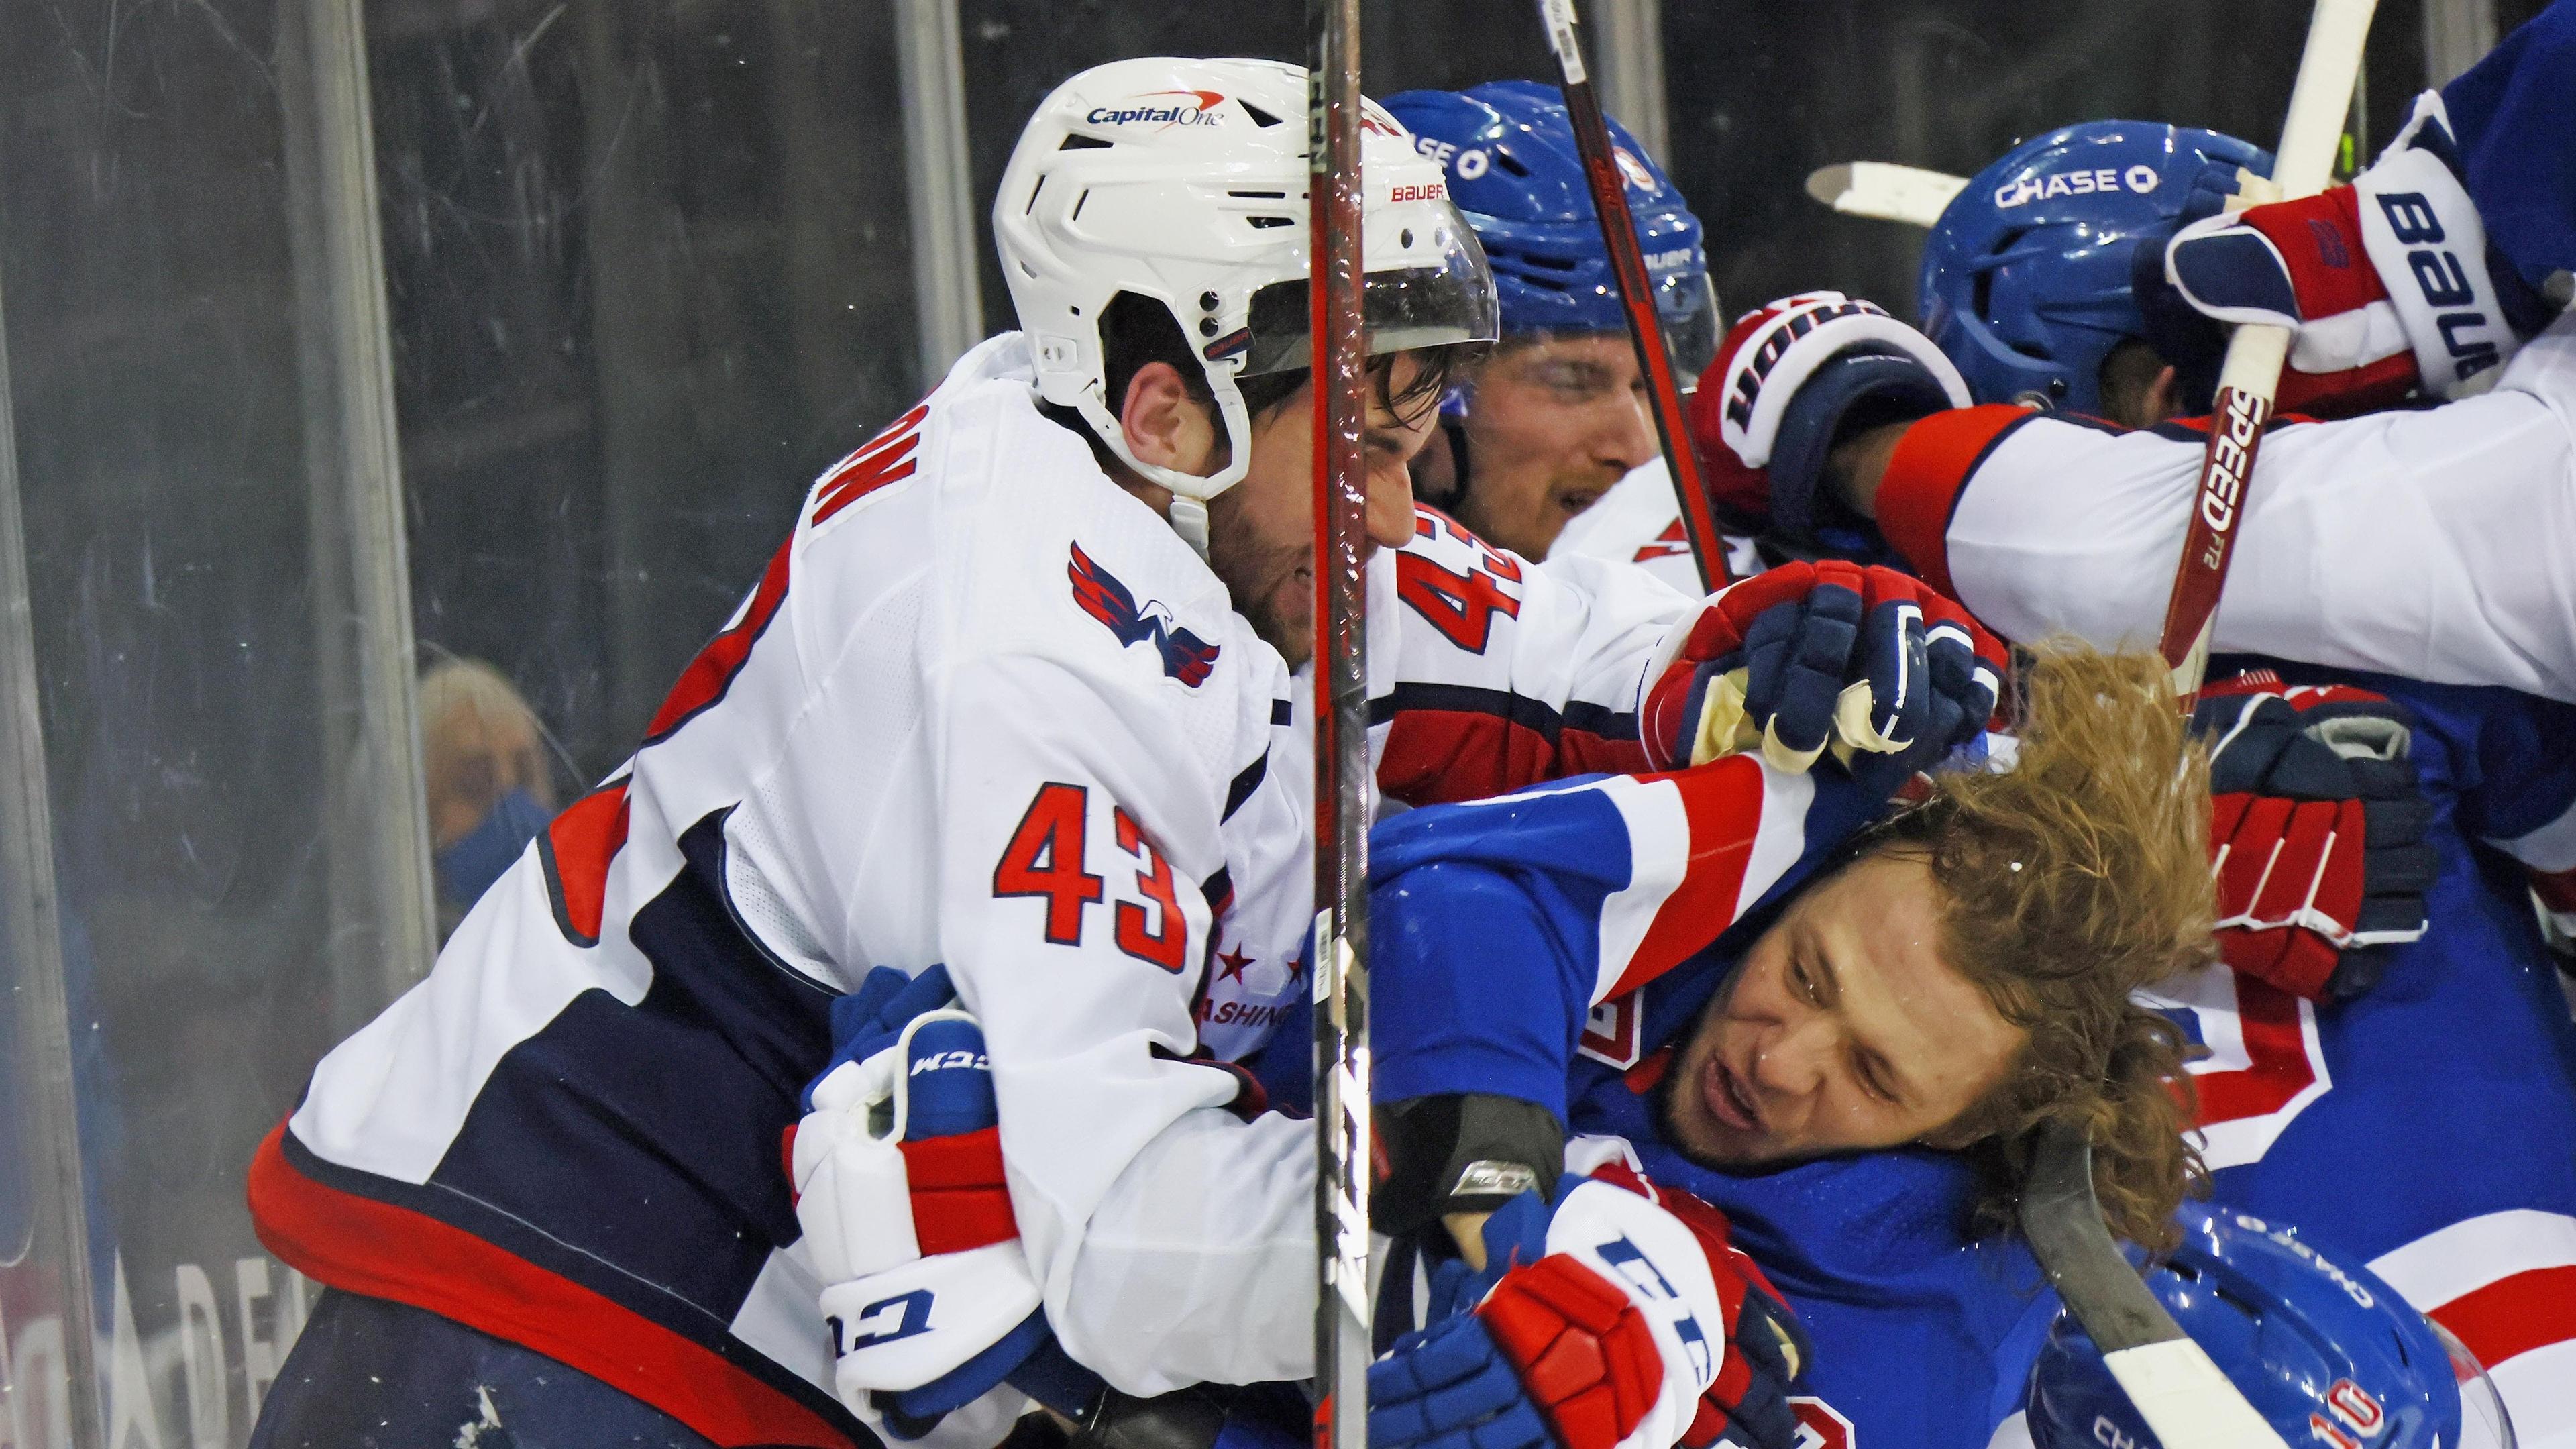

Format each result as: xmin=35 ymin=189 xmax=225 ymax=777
xmin=1307 ymin=1 xmax=1372 ymax=1446
xmin=1533 ymin=0 xmax=1731 ymax=591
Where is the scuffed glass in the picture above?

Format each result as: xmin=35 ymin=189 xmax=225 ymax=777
xmin=380 ymin=0 xmax=926 ymax=897
xmin=0 ymin=0 xmax=917 ymax=1443
xmin=1660 ymin=0 xmax=2453 ymax=321
xmin=0 ymin=0 xmax=2512 ymax=1444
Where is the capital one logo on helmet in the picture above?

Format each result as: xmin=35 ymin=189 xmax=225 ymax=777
xmin=1614 ymin=147 xmax=1657 ymax=192
xmin=1085 ymin=89 xmax=1228 ymax=129
xmin=1993 ymin=164 xmax=2162 ymax=209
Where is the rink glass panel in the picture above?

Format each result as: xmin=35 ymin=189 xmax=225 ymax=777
xmin=1659 ymin=0 xmax=2455 ymax=319
xmin=0 ymin=0 xmax=918 ymax=1444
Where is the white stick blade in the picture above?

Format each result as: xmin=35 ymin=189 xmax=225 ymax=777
xmin=1803 ymin=162 xmax=1970 ymax=228
xmin=2102 ymin=1340 xmax=2295 ymax=1449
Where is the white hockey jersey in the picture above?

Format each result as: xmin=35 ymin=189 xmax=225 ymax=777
xmin=248 ymin=334 xmax=1693 ymax=1446
xmin=1872 ymin=308 xmax=2576 ymax=700
xmin=1546 ymin=455 xmax=1759 ymax=595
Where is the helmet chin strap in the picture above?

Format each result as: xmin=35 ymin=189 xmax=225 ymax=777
xmin=1167 ymin=495 xmax=1213 ymax=559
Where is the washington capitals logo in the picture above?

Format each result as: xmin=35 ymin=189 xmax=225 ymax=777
xmin=1069 ymin=542 xmax=1221 ymax=687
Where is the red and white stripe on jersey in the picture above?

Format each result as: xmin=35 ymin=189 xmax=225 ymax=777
xmin=1871 ymin=404 xmax=2039 ymax=604
xmin=2141 ymin=966 xmax=2333 ymax=1171
xmin=2369 ymin=1210 xmax=2576 ymax=1448
xmin=1581 ymin=758 xmax=1816 ymax=1006
xmin=2485 ymin=800 xmax=2576 ymax=939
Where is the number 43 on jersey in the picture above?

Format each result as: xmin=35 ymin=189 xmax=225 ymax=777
xmin=992 ymin=782 xmax=1189 ymax=972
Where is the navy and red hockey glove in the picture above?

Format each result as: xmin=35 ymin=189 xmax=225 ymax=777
xmin=1370 ymin=1179 xmax=1809 ymax=1449
xmin=2158 ymin=91 xmax=2553 ymax=417
xmin=1687 ymin=292 xmax=1971 ymax=554
xmin=1642 ymin=560 xmax=2004 ymax=799
xmin=2194 ymin=678 xmax=2438 ymax=1000
xmin=790 ymin=965 xmax=1059 ymax=1436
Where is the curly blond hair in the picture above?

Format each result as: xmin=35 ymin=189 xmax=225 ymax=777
xmin=1869 ymin=645 xmax=2216 ymax=1249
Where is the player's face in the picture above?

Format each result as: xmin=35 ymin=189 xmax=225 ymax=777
xmin=1452 ymin=333 xmax=1657 ymax=559
xmin=1210 ymin=354 xmax=1443 ymax=669
xmin=1662 ymin=851 xmax=2024 ymax=1167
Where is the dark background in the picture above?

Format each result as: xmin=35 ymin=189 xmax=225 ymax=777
xmin=0 ymin=1 xmax=2544 ymax=1439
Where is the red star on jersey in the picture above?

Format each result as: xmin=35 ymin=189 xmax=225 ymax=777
xmin=1214 ymin=945 xmax=1255 ymax=985
xmin=1281 ymin=951 xmax=1306 ymax=987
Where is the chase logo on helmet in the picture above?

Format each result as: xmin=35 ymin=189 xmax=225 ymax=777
xmin=1085 ymin=89 xmax=1227 ymax=129
xmin=1994 ymin=164 xmax=2161 ymax=209
xmin=1412 ymin=136 xmax=1495 ymax=181
xmin=2226 ymin=1212 xmax=2377 ymax=1308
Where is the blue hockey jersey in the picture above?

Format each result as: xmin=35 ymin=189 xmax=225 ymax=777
xmin=1352 ymin=665 xmax=2576 ymax=1449
xmin=1357 ymin=756 xmax=2060 ymax=1449
xmin=2151 ymin=663 xmax=2576 ymax=1448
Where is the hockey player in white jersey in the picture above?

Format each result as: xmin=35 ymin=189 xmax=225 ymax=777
xmin=235 ymin=55 xmax=1890 ymax=1449
xmin=1377 ymin=83 xmax=1741 ymax=592
xmin=1686 ymin=5 xmax=2576 ymax=698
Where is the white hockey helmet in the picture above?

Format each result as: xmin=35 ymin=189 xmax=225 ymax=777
xmin=994 ymin=56 xmax=1499 ymax=553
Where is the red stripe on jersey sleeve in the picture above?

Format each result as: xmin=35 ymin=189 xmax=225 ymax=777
xmin=1379 ymin=709 xmax=1557 ymax=808
xmin=1607 ymin=761 xmax=1770 ymax=1000
xmin=1875 ymin=405 xmax=2035 ymax=602
xmin=2431 ymin=1263 xmax=2576 ymax=1368
xmin=539 ymin=779 xmax=632 ymax=947
xmin=248 ymin=1124 xmax=852 ymax=1449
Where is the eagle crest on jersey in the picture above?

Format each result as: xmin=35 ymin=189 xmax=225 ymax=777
xmin=1069 ymin=541 xmax=1222 ymax=686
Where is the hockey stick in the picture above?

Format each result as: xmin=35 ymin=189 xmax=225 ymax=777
xmin=1803 ymin=162 xmax=1970 ymax=228
xmin=2157 ymin=0 xmax=2378 ymax=696
xmin=1306 ymin=0 xmax=1373 ymax=1445
xmin=1533 ymin=0 xmax=1733 ymax=591
xmin=2030 ymin=13 xmax=2377 ymax=1438
xmin=2021 ymin=1124 xmax=2292 ymax=1449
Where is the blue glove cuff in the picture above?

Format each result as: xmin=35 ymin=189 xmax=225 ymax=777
xmin=1766 ymin=350 xmax=1957 ymax=546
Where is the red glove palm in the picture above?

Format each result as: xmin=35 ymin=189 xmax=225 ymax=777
xmin=2196 ymin=676 xmax=2438 ymax=1000
xmin=1479 ymin=1255 xmax=1668 ymax=1449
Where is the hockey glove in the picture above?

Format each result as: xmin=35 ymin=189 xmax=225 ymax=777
xmin=1640 ymin=560 xmax=2004 ymax=798
xmin=1688 ymin=292 xmax=1972 ymax=552
xmin=1371 ymin=1176 xmax=1809 ymax=1449
xmin=2195 ymin=678 xmax=2438 ymax=1000
xmin=790 ymin=965 xmax=1053 ymax=1434
xmin=2160 ymin=91 xmax=2553 ymax=417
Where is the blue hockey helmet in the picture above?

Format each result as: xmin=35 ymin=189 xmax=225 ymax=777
xmin=1919 ymin=121 xmax=2270 ymax=415
xmin=1384 ymin=81 xmax=1718 ymax=379
xmin=2027 ymin=1203 xmax=2517 ymax=1449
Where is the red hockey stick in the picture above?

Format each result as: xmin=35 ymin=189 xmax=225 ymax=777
xmin=2158 ymin=0 xmax=2378 ymax=696
xmin=1532 ymin=0 xmax=1732 ymax=591
xmin=1305 ymin=1 xmax=1373 ymax=1448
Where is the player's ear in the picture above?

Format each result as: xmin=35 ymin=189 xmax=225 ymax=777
xmin=2144 ymin=364 xmax=2182 ymax=426
xmin=1120 ymin=362 xmax=1221 ymax=477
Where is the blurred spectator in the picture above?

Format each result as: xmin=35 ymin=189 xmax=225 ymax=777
xmin=419 ymin=658 xmax=557 ymax=934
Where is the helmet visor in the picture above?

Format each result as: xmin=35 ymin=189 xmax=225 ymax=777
xmin=2435 ymin=1321 xmax=2518 ymax=1449
xmin=1237 ymin=217 xmax=1501 ymax=378
xmin=1654 ymin=269 xmax=1720 ymax=385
